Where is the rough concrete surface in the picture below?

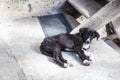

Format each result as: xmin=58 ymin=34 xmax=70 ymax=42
xmin=0 ymin=17 xmax=120 ymax=80
xmin=0 ymin=0 xmax=66 ymax=20
xmin=0 ymin=27 xmax=26 ymax=80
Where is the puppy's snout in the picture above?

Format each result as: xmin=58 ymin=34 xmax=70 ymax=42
xmin=86 ymin=37 xmax=91 ymax=44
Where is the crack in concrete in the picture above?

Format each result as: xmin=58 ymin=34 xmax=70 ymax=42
xmin=7 ymin=48 xmax=27 ymax=80
xmin=3 ymin=43 xmax=27 ymax=80
xmin=28 ymin=4 xmax=32 ymax=13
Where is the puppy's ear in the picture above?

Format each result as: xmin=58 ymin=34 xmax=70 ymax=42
xmin=79 ymin=28 xmax=88 ymax=35
xmin=95 ymin=31 xmax=100 ymax=40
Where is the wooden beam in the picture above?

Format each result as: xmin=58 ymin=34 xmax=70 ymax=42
xmin=70 ymin=0 xmax=120 ymax=34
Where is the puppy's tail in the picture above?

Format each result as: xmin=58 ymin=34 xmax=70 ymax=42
xmin=40 ymin=44 xmax=53 ymax=57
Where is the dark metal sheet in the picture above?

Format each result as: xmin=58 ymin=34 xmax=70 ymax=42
xmin=38 ymin=14 xmax=72 ymax=37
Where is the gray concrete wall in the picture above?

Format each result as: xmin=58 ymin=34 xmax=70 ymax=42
xmin=0 ymin=0 xmax=66 ymax=20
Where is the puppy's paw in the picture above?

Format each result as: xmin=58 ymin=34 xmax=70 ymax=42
xmin=68 ymin=62 xmax=74 ymax=67
xmin=82 ymin=43 xmax=90 ymax=50
xmin=64 ymin=62 xmax=74 ymax=68
xmin=83 ymin=60 xmax=91 ymax=66
xmin=63 ymin=63 xmax=69 ymax=68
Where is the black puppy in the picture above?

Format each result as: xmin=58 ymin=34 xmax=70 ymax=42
xmin=40 ymin=27 xmax=100 ymax=68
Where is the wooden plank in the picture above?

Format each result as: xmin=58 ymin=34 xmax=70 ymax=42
xmin=70 ymin=0 xmax=120 ymax=34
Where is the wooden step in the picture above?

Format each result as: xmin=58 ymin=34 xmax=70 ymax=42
xmin=68 ymin=0 xmax=102 ymax=18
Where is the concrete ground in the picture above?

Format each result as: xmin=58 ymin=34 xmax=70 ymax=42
xmin=0 ymin=17 xmax=120 ymax=80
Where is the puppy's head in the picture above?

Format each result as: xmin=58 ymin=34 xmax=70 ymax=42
xmin=79 ymin=27 xmax=100 ymax=44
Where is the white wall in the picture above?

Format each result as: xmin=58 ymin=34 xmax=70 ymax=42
xmin=0 ymin=0 xmax=66 ymax=20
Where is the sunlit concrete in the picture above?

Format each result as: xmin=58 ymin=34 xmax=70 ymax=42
xmin=0 ymin=18 xmax=120 ymax=80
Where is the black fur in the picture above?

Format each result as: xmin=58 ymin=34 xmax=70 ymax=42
xmin=40 ymin=27 xmax=100 ymax=68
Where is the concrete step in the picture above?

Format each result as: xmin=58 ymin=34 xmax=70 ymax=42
xmin=105 ymin=39 xmax=120 ymax=54
xmin=68 ymin=0 xmax=102 ymax=18
xmin=63 ymin=13 xmax=80 ymax=29
xmin=1 ymin=19 xmax=120 ymax=80
xmin=0 ymin=0 xmax=66 ymax=20
xmin=97 ymin=16 xmax=120 ymax=54
xmin=0 ymin=17 xmax=120 ymax=80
